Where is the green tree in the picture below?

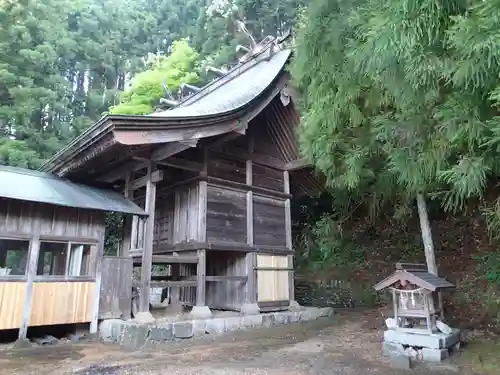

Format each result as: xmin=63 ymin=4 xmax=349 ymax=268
xmin=291 ymin=0 xmax=500 ymax=268
xmin=109 ymin=40 xmax=200 ymax=115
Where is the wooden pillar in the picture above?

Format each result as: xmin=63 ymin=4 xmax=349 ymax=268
xmin=196 ymin=249 xmax=206 ymax=306
xmin=138 ymin=162 xmax=157 ymax=314
xmin=121 ymin=171 xmax=132 ymax=257
xmin=198 ymin=181 xmax=207 ymax=242
xmin=284 ymin=170 xmax=298 ymax=309
xmin=18 ymin=231 xmax=40 ymax=340
xmin=90 ymin=227 xmax=105 ymax=334
xmin=246 ymin=158 xmax=253 ymax=246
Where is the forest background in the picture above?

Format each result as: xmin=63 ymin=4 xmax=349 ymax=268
xmin=2 ymin=0 xmax=500 ymax=331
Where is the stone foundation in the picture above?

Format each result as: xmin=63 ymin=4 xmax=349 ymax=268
xmin=383 ymin=328 xmax=462 ymax=364
xmin=99 ymin=306 xmax=334 ymax=350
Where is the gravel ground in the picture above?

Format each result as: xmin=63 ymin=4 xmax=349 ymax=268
xmin=0 ymin=311 xmax=468 ymax=375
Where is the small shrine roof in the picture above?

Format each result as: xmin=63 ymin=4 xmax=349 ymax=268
xmin=373 ymin=269 xmax=455 ymax=292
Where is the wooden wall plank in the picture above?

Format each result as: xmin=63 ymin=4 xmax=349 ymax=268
xmin=99 ymin=257 xmax=133 ymax=319
xmin=206 ymin=186 xmax=246 ymax=244
xmin=29 ymin=282 xmax=95 ymax=326
xmin=256 ymin=255 xmax=289 ymax=303
xmin=0 ymin=282 xmax=26 ymax=330
xmin=205 ymin=251 xmax=246 ymax=311
xmin=0 ymin=199 xmax=105 ymax=240
xmin=253 ymin=199 xmax=286 ymax=247
xmin=253 ymin=164 xmax=284 ymax=191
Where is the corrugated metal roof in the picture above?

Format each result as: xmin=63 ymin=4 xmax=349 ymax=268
xmin=0 ymin=166 xmax=147 ymax=216
xmin=150 ymin=49 xmax=291 ymax=118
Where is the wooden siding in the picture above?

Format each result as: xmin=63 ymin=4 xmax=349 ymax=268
xmin=0 ymin=199 xmax=105 ymax=240
xmin=256 ymin=255 xmax=289 ymax=302
xmin=0 ymin=282 xmax=26 ymax=329
xmin=99 ymin=257 xmax=133 ymax=319
xmin=253 ymin=197 xmax=286 ymax=247
xmin=29 ymin=282 xmax=95 ymax=326
xmin=206 ymin=251 xmax=246 ymax=311
xmin=206 ymin=186 xmax=246 ymax=244
xmin=207 ymin=154 xmax=246 ymax=184
xmin=154 ymin=193 xmax=175 ymax=246
xmin=252 ymin=164 xmax=284 ymax=192
xmin=174 ymin=185 xmax=200 ymax=243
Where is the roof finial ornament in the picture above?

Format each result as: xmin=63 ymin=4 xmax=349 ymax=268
xmin=206 ymin=66 xmax=228 ymax=77
xmin=159 ymin=98 xmax=179 ymax=107
xmin=235 ymin=20 xmax=257 ymax=49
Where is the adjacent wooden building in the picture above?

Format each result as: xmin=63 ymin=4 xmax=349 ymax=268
xmin=40 ymin=37 xmax=322 ymax=319
xmin=0 ymin=166 xmax=145 ymax=338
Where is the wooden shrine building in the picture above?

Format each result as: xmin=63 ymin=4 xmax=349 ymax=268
xmin=0 ymin=166 xmax=145 ymax=338
xmin=40 ymin=36 xmax=321 ymax=319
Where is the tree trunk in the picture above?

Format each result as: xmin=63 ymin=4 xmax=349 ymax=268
xmin=416 ymin=192 xmax=438 ymax=275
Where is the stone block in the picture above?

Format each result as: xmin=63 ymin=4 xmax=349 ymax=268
xmin=298 ymin=309 xmax=312 ymax=321
xmin=262 ymin=314 xmax=275 ymax=327
xmin=148 ymin=324 xmax=173 ymax=342
xmin=389 ymin=353 xmax=411 ymax=370
xmin=99 ymin=319 xmax=125 ymax=343
xmin=241 ymin=314 xmax=263 ymax=329
xmin=305 ymin=307 xmax=323 ymax=321
xmin=205 ymin=318 xmax=226 ymax=335
xmin=384 ymin=329 xmax=461 ymax=349
xmin=120 ymin=324 xmax=150 ymax=349
xmin=288 ymin=300 xmax=301 ymax=312
xmin=436 ymin=320 xmax=453 ymax=335
xmin=289 ymin=311 xmax=300 ymax=323
xmin=421 ymin=347 xmax=449 ymax=363
xmin=224 ymin=316 xmax=242 ymax=332
xmin=319 ymin=307 xmax=334 ymax=317
xmin=274 ymin=311 xmax=293 ymax=325
xmin=192 ymin=320 xmax=207 ymax=337
xmin=174 ymin=321 xmax=194 ymax=339
xmin=385 ymin=318 xmax=397 ymax=329
xmin=134 ymin=311 xmax=155 ymax=324
xmin=241 ymin=303 xmax=260 ymax=315
xmin=190 ymin=306 xmax=212 ymax=319
xmin=382 ymin=341 xmax=405 ymax=356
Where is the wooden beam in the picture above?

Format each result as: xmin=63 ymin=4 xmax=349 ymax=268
xmin=284 ymin=158 xmax=311 ymax=171
xmin=196 ymin=249 xmax=206 ymax=306
xmin=205 ymin=131 xmax=245 ymax=149
xmin=133 ymin=255 xmax=199 ymax=265
xmin=138 ymin=162 xmax=157 ymax=313
xmin=198 ymin=181 xmax=207 ymax=242
xmin=214 ymin=147 xmax=285 ymax=170
xmin=245 ymin=252 xmax=257 ymax=304
xmin=121 ymin=171 xmax=132 ymax=257
xmin=156 ymin=157 xmax=203 ymax=172
xmin=98 ymin=160 xmax=147 ymax=183
xmin=151 ymin=140 xmax=197 ymax=161
xmin=283 ymin=170 xmax=292 ymax=250
xmin=90 ymin=228 xmax=105 ymax=334
xmin=130 ymin=170 xmax=164 ymax=190
xmin=18 ymin=232 xmax=40 ymax=340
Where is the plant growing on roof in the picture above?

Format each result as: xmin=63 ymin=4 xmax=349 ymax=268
xmin=109 ymin=39 xmax=200 ymax=115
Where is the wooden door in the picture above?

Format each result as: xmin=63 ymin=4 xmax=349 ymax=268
xmin=256 ymin=254 xmax=290 ymax=310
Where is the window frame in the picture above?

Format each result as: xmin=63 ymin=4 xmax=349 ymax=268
xmin=0 ymin=236 xmax=32 ymax=280
xmin=35 ymin=238 xmax=98 ymax=282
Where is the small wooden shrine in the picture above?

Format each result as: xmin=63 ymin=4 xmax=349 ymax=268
xmin=39 ymin=32 xmax=323 ymax=321
xmin=374 ymin=263 xmax=455 ymax=334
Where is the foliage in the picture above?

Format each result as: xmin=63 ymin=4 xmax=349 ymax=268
xmin=109 ymin=40 xmax=199 ymax=115
xmin=291 ymin=0 xmax=500 ymax=242
xmin=476 ymin=253 xmax=500 ymax=286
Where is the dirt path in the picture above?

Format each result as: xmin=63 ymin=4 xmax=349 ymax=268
xmin=0 ymin=311 xmax=470 ymax=375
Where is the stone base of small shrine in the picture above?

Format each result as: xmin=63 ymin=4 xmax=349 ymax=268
xmin=383 ymin=328 xmax=462 ymax=363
